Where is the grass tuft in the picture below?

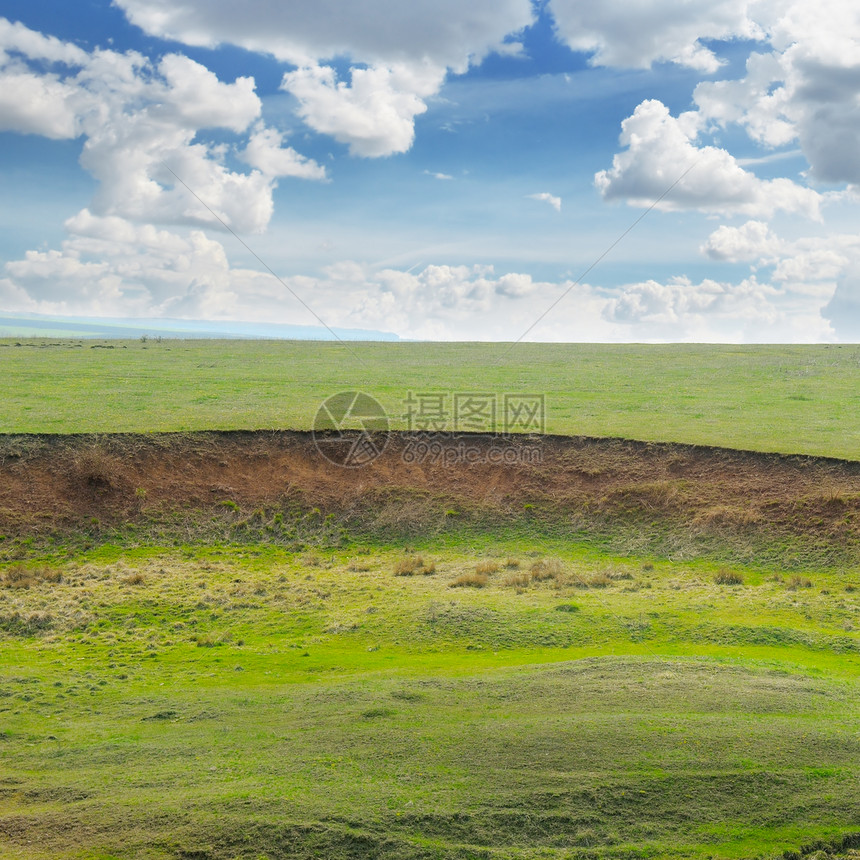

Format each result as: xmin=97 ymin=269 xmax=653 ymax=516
xmin=2 ymin=564 xmax=63 ymax=589
xmin=530 ymin=558 xmax=563 ymax=582
xmin=475 ymin=560 xmax=500 ymax=575
xmin=714 ymin=569 xmax=744 ymax=585
xmin=450 ymin=572 xmax=489 ymax=588
xmin=394 ymin=555 xmax=435 ymax=576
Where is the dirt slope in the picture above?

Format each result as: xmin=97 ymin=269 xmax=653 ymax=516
xmin=0 ymin=431 xmax=858 ymax=559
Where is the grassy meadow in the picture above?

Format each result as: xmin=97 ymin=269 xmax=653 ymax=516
xmin=2 ymin=542 xmax=859 ymax=859
xmin=1 ymin=339 xmax=859 ymax=458
xmin=1 ymin=339 xmax=859 ymax=858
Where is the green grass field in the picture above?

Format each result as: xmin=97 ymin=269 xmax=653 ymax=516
xmin=2 ymin=543 xmax=859 ymax=859
xmin=1 ymin=339 xmax=859 ymax=458
xmin=2 ymin=339 xmax=859 ymax=859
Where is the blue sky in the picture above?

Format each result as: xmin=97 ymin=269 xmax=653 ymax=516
xmin=1 ymin=0 xmax=859 ymax=341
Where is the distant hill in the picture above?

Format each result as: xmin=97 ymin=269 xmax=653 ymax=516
xmin=0 ymin=312 xmax=400 ymax=341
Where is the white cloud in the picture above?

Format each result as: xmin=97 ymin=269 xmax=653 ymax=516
xmin=0 ymin=16 xmax=89 ymax=65
xmin=0 ymin=71 xmax=81 ymax=138
xmin=602 ymin=274 xmax=833 ymax=342
xmin=527 ymin=192 xmax=562 ymax=212
xmin=2 ymin=211 xmax=247 ymax=318
xmin=281 ymin=62 xmax=444 ymax=157
xmin=693 ymin=0 xmax=860 ymax=185
xmin=702 ymin=221 xmax=860 ymax=286
xmin=113 ymin=0 xmax=534 ymax=70
xmin=424 ymin=170 xmax=453 ymax=180
xmin=595 ymin=99 xmax=822 ymax=218
xmin=114 ymin=0 xmax=535 ymax=159
xmin=547 ymin=0 xmax=762 ymax=72
xmin=155 ymin=53 xmax=261 ymax=133
xmin=701 ymin=221 xmax=783 ymax=262
xmin=1 ymin=211 xmax=846 ymax=343
xmin=0 ymin=19 xmax=324 ymax=233
xmin=699 ymin=220 xmax=860 ymax=336
xmin=240 ymin=125 xmax=327 ymax=180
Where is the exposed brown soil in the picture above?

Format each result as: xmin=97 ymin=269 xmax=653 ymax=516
xmin=0 ymin=431 xmax=858 ymax=559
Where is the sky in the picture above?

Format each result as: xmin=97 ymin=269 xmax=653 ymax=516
xmin=0 ymin=0 xmax=859 ymax=342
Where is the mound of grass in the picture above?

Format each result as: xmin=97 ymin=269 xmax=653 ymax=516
xmin=393 ymin=555 xmax=435 ymax=576
xmin=1 ymin=541 xmax=859 ymax=860
xmin=503 ymin=572 xmax=531 ymax=589
xmin=450 ymin=571 xmax=489 ymax=588
xmin=530 ymin=558 xmax=563 ymax=582
xmin=715 ymin=568 xmax=745 ymax=585
xmin=475 ymin=560 xmax=500 ymax=575
xmin=1 ymin=564 xmax=63 ymax=589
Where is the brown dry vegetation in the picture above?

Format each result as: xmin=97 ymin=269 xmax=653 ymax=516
xmin=0 ymin=431 xmax=858 ymax=561
xmin=450 ymin=571 xmax=489 ymax=588
xmin=475 ymin=560 xmax=500 ymax=575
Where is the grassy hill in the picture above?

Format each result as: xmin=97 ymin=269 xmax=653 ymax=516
xmin=1 ymin=339 xmax=858 ymax=459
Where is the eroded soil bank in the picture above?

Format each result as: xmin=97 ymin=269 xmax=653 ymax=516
xmin=0 ymin=431 xmax=858 ymax=563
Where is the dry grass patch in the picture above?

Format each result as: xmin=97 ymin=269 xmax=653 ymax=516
xmin=504 ymin=558 xmax=521 ymax=569
xmin=394 ymin=555 xmax=435 ymax=576
xmin=529 ymin=558 xmax=563 ymax=582
xmin=475 ymin=561 xmax=500 ymax=575
xmin=714 ymin=569 xmax=744 ymax=586
xmin=123 ymin=572 xmax=146 ymax=586
xmin=71 ymin=446 xmax=123 ymax=492
xmin=450 ymin=572 xmax=489 ymax=588
xmin=503 ymin=573 xmax=530 ymax=589
xmin=347 ymin=559 xmax=373 ymax=572
xmin=787 ymin=575 xmax=813 ymax=590
xmin=1 ymin=564 xmax=63 ymax=589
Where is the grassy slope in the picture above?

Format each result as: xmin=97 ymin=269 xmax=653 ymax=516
xmin=1 ymin=339 xmax=859 ymax=458
xmin=1 ymin=543 xmax=859 ymax=859
xmin=2 ymin=340 xmax=859 ymax=858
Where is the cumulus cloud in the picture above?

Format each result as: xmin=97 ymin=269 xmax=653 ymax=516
xmin=0 ymin=19 xmax=325 ymax=233
xmin=114 ymin=0 xmax=535 ymax=159
xmin=0 ymin=211 xmax=844 ymax=342
xmin=602 ymin=274 xmax=834 ymax=342
xmin=240 ymin=126 xmax=327 ymax=180
xmin=693 ymin=0 xmax=860 ymax=185
xmin=547 ymin=0 xmax=762 ymax=72
xmin=701 ymin=221 xmax=783 ymax=262
xmin=0 ymin=210 xmax=249 ymax=318
xmin=113 ymin=0 xmax=534 ymax=70
xmin=0 ymin=16 xmax=89 ymax=65
xmin=527 ymin=192 xmax=562 ymax=212
xmin=0 ymin=71 xmax=81 ymax=138
xmin=155 ymin=53 xmax=260 ymax=133
xmin=699 ymin=220 xmax=860 ymax=337
xmin=281 ymin=62 xmax=444 ymax=157
xmin=703 ymin=221 xmax=860 ymax=286
xmin=595 ymin=99 xmax=822 ymax=218
xmin=0 ymin=216 xmax=561 ymax=338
